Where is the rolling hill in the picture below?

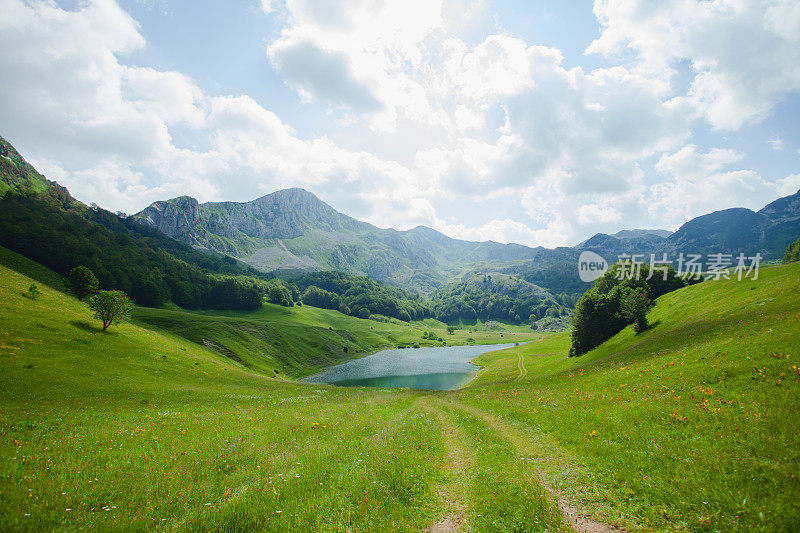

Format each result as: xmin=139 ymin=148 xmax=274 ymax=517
xmin=1 ymin=227 xmax=798 ymax=530
xmin=460 ymin=260 xmax=800 ymax=530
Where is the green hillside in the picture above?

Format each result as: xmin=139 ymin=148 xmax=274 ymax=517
xmin=132 ymin=303 xmax=533 ymax=379
xmin=1 ymin=245 xmax=799 ymax=531
xmin=460 ymin=262 xmax=800 ymax=531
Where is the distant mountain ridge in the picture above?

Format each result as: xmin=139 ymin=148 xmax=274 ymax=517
xmin=136 ymin=185 xmax=800 ymax=294
xmin=575 ymin=194 xmax=800 ymax=261
xmin=135 ymin=189 xmax=543 ymax=293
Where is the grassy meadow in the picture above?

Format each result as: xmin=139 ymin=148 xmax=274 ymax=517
xmin=457 ymin=262 xmax=800 ymax=531
xmin=132 ymin=304 xmax=535 ymax=379
xmin=1 ymin=243 xmax=799 ymax=531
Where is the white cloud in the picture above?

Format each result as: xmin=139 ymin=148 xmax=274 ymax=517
xmin=260 ymin=0 xmax=276 ymax=14
xmin=123 ymin=67 xmax=206 ymax=127
xmin=649 ymin=144 xmax=797 ymax=224
xmin=1 ymin=0 xmax=798 ymax=251
xmin=768 ymin=135 xmax=785 ymax=151
xmin=438 ymin=217 xmax=569 ymax=249
xmin=588 ymin=0 xmax=800 ymax=129
xmin=268 ymin=38 xmax=382 ymax=111
xmin=655 ymin=144 xmax=744 ymax=181
xmin=576 ymin=204 xmax=623 ymax=226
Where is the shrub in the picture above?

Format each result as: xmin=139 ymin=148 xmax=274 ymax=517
xmin=26 ymin=283 xmax=42 ymax=300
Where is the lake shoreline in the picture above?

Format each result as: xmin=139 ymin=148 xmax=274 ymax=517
xmin=302 ymin=343 xmax=517 ymax=391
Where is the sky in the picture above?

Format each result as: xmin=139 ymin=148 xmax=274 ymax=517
xmin=1 ymin=0 xmax=800 ymax=248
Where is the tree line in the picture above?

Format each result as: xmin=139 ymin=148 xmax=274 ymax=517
xmin=430 ymin=274 xmax=573 ymax=324
xmin=290 ymin=271 xmax=432 ymax=321
xmin=569 ymin=263 xmax=692 ymax=356
xmin=0 ymin=189 xmax=261 ymax=311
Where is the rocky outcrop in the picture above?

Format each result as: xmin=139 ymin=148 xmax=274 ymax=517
xmin=136 ymin=196 xmax=202 ymax=247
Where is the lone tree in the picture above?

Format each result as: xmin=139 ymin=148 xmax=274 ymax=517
xmin=620 ymin=287 xmax=651 ymax=334
xmin=68 ymin=266 xmax=99 ymax=301
xmin=89 ymin=290 xmax=133 ymax=331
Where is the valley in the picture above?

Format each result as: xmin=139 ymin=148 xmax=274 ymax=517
xmin=1 ymin=231 xmax=798 ymax=531
xmin=1 ymin=136 xmax=799 ymax=531
xmin=3 ymin=1 xmax=800 ymax=530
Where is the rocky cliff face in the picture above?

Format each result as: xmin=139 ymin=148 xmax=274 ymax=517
xmin=133 ymin=187 xmax=542 ymax=292
xmin=136 ymin=196 xmax=201 ymax=246
xmin=135 ymin=188 xmax=362 ymax=255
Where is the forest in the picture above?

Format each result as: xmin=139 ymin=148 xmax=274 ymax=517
xmin=0 ymin=188 xmax=262 ymax=310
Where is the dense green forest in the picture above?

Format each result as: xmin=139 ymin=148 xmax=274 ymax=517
xmin=430 ymin=273 xmax=573 ymax=324
xmin=784 ymin=236 xmax=800 ymax=263
xmin=0 ymin=188 xmax=262 ymax=310
xmin=290 ymin=271 xmax=432 ymax=321
xmin=569 ymin=263 xmax=690 ymax=356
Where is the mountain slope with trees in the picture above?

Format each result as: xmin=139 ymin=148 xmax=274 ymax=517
xmin=135 ymin=182 xmax=800 ymax=301
xmin=134 ymin=191 xmax=540 ymax=294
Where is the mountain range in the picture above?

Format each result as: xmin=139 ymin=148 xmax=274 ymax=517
xmin=135 ymin=186 xmax=800 ymax=294
xmin=2 ymin=133 xmax=798 ymax=298
xmin=134 ymin=190 xmax=543 ymax=293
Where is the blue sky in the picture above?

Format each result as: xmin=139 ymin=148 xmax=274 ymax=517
xmin=1 ymin=0 xmax=799 ymax=247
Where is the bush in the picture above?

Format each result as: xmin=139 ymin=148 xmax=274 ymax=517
xmin=267 ymin=284 xmax=293 ymax=306
xmin=26 ymin=283 xmax=42 ymax=300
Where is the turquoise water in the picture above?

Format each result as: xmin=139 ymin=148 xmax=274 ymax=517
xmin=302 ymin=344 xmax=515 ymax=391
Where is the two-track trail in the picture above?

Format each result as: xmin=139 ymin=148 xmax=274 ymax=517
xmin=417 ymin=397 xmax=473 ymax=533
xmin=515 ymin=352 xmax=528 ymax=381
xmin=439 ymin=397 xmax=628 ymax=533
xmin=419 ymin=392 xmax=628 ymax=532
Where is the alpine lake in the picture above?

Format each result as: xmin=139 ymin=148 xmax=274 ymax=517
xmin=303 ymin=343 xmax=516 ymax=390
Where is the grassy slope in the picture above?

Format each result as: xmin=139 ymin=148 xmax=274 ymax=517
xmin=0 ymin=254 xmax=563 ymax=532
xmin=0 ymin=256 xmax=450 ymax=531
xmin=132 ymin=303 xmax=536 ymax=379
xmin=3 ymin=243 xmax=798 ymax=531
xmin=458 ymin=263 xmax=800 ymax=531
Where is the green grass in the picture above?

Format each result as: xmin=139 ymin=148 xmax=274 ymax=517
xmin=0 ymin=257 xmax=452 ymax=531
xmin=2 ymin=247 xmax=799 ymax=531
xmin=458 ymin=262 xmax=800 ymax=531
xmin=132 ymin=302 xmax=536 ymax=379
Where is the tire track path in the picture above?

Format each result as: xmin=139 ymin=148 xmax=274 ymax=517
xmin=417 ymin=397 xmax=473 ymax=533
xmin=515 ymin=352 xmax=528 ymax=381
xmin=444 ymin=400 xmax=628 ymax=533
